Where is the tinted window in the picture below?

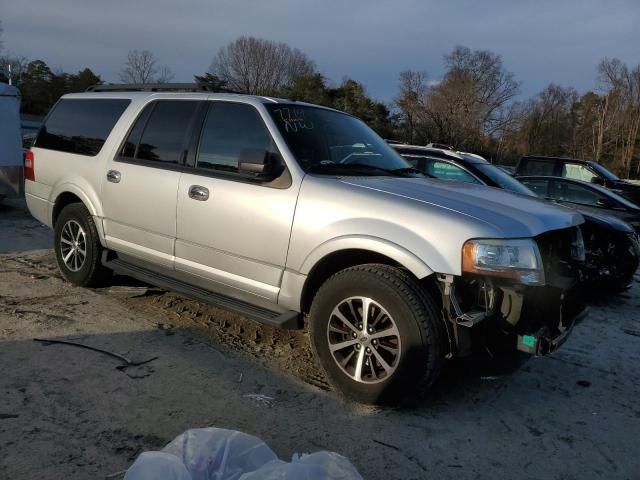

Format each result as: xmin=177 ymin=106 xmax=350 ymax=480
xmin=197 ymin=103 xmax=276 ymax=173
xmin=521 ymin=159 xmax=555 ymax=176
xmin=35 ymin=99 xmax=130 ymax=156
xmin=131 ymin=101 xmax=200 ymax=164
xmin=561 ymin=163 xmax=597 ymax=182
xmin=474 ymin=164 xmax=535 ymax=196
xmin=424 ymin=159 xmax=481 ymax=184
xmin=519 ymin=178 xmax=551 ymax=197
xmin=120 ymin=103 xmax=153 ymax=159
xmin=267 ymin=104 xmax=409 ymax=174
xmin=549 ymin=181 xmax=611 ymax=206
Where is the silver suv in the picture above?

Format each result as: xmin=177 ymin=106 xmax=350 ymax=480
xmin=25 ymin=85 xmax=587 ymax=404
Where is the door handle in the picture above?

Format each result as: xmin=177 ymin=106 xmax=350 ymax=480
xmin=188 ymin=185 xmax=209 ymax=201
xmin=106 ymin=170 xmax=121 ymax=183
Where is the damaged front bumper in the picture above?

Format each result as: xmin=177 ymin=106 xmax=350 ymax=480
xmin=438 ymin=274 xmax=588 ymax=358
xmin=439 ymin=226 xmax=589 ymax=358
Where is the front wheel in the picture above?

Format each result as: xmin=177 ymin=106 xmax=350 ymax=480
xmin=54 ymin=203 xmax=111 ymax=287
xmin=309 ymin=264 xmax=444 ymax=405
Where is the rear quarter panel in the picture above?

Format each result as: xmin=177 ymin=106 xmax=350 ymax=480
xmin=25 ymin=96 xmax=147 ymax=232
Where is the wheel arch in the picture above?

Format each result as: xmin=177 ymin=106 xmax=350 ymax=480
xmin=50 ymin=180 xmax=102 ymax=226
xmin=51 ymin=184 xmax=106 ymax=246
xmin=299 ymin=239 xmax=435 ymax=314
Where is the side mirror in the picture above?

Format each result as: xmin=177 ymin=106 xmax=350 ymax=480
xmin=590 ymin=176 xmax=605 ymax=186
xmin=238 ymin=149 xmax=284 ymax=180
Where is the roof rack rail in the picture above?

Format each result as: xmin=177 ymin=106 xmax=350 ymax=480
xmin=85 ymin=83 xmax=241 ymax=94
xmin=426 ymin=143 xmax=456 ymax=151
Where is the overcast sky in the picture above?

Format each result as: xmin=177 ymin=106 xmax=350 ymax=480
xmin=1 ymin=0 xmax=638 ymax=101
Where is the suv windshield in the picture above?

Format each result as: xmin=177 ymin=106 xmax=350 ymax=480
xmin=474 ymin=163 xmax=536 ymax=197
xmin=266 ymin=104 xmax=412 ymax=175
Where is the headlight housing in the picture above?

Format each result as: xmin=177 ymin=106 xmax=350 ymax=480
xmin=462 ymin=238 xmax=545 ymax=286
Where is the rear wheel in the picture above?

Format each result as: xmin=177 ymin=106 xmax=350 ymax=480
xmin=309 ymin=264 xmax=444 ymax=405
xmin=54 ymin=203 xmax=111 ymax=287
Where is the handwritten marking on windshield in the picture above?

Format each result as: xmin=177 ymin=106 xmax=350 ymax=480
xmin=273 ymin=107 xmax=315 ymax=133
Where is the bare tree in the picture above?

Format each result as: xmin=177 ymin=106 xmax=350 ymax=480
xmin=394 ymin=70 xmax=429 ymax=143
xmin=209 ymin=36 xmax=315 ymax=95
xmin=0 ymin=20 xmax=4 ymax=55
xmin=444 ymin=46 xmax=520 ymax=136
xmin=597 ymin=58 xmax=640 ymax=177
xmin=0 ymin=54 xmax=29 ymax=85
xmin=119 ymin=50 xmax=172 ymax=84
xmin=410 ymin=46 xmax=520 ymax=150
xmin=156 ymin=64 xmax=174 ymax=84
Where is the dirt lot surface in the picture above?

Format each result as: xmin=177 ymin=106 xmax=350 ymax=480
xmin=1 ymin=199 xmax=640 ymax=480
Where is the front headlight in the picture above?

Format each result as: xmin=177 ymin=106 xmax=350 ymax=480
xmin=462 ymin=238 xmax=545 ymax=286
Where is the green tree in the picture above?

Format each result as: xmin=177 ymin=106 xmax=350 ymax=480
xmin=20 ymin=60 xmax=55 ymax=115
xmin=277 ymin=72 xmax=332 ymax=105
xmin=194 ymin=72 xmax=227 ymax=91
xmin=329 ymin=79 xmax=395 ymax=138
xmin=70 ymin=68 xmax=102 ymax=92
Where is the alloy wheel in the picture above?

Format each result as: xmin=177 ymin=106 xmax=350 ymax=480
xmin=326 ymin=296 xmax=401 ymax=384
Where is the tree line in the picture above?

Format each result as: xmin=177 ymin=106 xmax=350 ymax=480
xmin=1 ymin=26 xmax=638 ymax=178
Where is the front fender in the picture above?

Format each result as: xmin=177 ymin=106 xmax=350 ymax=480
xmin=300 ymin=235 xmax=434 ymax=279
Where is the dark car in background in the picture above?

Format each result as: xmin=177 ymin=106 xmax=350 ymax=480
xmin=391 ymin=144 xmax=640 ymax=291
xmin=515 ymin=155 xmax=640 ymax=206
xmin=518 ymin=176 xmax=640 ymax=231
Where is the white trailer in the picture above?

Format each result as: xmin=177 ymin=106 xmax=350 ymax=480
xmin=0 ymin=82 xmax=23 ymax=199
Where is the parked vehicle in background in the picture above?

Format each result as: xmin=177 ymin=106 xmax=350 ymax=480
xmin=498 ymin=165 xmax=516 ymax=175
xmin=0 ymin=83 xmax=24 ymax=201
xmin=392 ymin=144 xmax=640 ymax=292
xmin=515 ymin=155 xmax=640 ymax=205
xmin=25 ymin=85 xmax=588 ymax=404
xmin=22 ymin=133 xmax=37 ymax=150
xmin=519 ymin=177 xmax=640 ymax=231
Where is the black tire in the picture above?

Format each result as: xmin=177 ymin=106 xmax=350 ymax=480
xmin=309 ymin=264 xmax=445 ymax=405
xmin=54 ymin=203 xmax=111 ymax=287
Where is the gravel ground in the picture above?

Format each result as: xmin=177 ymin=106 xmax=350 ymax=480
xmin=1 ymin=199 xmax=640 ymax=480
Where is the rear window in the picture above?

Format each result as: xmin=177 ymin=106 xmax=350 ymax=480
xmin=35 ymin=99 xmax=130 ymax=156
xmin=520 ymin=158 xmax=555 ymax=176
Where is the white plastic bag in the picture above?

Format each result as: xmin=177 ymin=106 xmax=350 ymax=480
xmin=239 ymin=451 xmax=363 ymax=480
xmin=124 ymin=428 xmax=362 ymax=480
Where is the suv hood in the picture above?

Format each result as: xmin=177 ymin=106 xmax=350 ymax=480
xmin=341 ymin=177 xmax=584 ymax=237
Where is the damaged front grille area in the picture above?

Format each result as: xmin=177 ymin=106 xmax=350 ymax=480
xmin=438 ymin=227 xmax=588 ymax=358
xmin=535 ymin=226 xmax=585 ymax=289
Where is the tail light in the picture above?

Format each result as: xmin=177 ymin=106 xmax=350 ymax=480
xmin=24 ymin=151 xmax=35 ymax=181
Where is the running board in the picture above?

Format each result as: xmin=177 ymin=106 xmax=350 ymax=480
xmin=102 ymin=255 xmax=302 ymax=330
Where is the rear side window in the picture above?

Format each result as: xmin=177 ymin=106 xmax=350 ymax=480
xmin=120 ymin=100 xmax=200 ymax=165
xmin=561 ymin=163 xmax=597 ymax=182
xmin=520 ymin=178 xmax=550 ymax=197
xmin=424 ymin=159 xmax=482 ymax=184
xmin=549 ymin=181 xmax=609 ymax=206
xmin=35 ymin=99 xmax=130 ymax=156
xmin=520 ymin=159 xmax=555 ymax=176
xmin=197 ymin=102 xmax=276 ymax=173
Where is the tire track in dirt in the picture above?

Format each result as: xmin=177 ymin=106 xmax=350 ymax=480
xmin=124 ymin=292 xmax=331 ymax=391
